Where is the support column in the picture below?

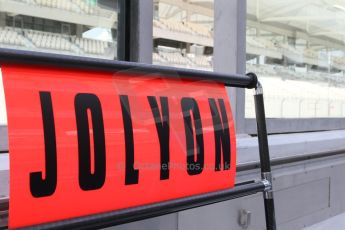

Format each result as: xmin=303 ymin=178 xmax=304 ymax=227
xmin=214 ymin=0 xmax=247 ymax=133
xmin=129 ymin=0 xmax=153 ymax=63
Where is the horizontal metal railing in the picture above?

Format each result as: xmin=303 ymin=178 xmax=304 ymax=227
xmin=0 ymin=48 xmax=257 ymax=89
xmin=0 ymin=181 xmax=267 ymax=230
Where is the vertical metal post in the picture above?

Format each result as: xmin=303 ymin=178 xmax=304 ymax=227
xmin=117 ymin=0 xmax=131 ymax=61
xmin=117 ymin=0 xmax=153 ymax=63
xmin=214 ymin=0 xmax=246 ymax=133
xmin=248 ymin=73 xmax=277 ymax=230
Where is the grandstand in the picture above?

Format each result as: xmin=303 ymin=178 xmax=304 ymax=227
xmin=0 ymin=0 xmax=117 ymax=58
xmin=0 ymin=27 xmax=115 ymax=58
xmin=153 ymin=19 xmax=212 ymax=38
xmin=152 ymin=0 xmax=345 ymax=118
xmin=0 ymin=27 xmax=25 ymax=47
xmin=25 ymin=30 xmax=72 ymax=51
xmin=11 ymin=0 xmax=116 ymax=18
xmin=1 ymin=0 xmax=345 ymax=118
xmin=153 ymin=46 xmax=212 ymax=70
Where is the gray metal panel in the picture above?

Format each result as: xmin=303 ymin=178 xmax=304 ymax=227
xmin=178 ymin=194 xmax=266 ymax=230
xmin=237 ymin=129 xmax=345 ymax=166
xmin=245 ymin=118 xmax=345 ymax=135
xmin=272 ymin=155 xmax=345 ymax=229
xmin=0 ymin=169 xmax=8 ymax=198
xmin=0 ymin=125 xmax=7 ymax=151
xmin=279 ymin=208 xmax=331 ymax=230
xmin=329 ymin=163 xmax=345 ymax=216
xmin=105 ymin=213 xmax=178 ymax=230
xmin=275 ymin=178 xmax=330 ymax=224
xmin=303 ymin=212 xmax=345 ymax=230
xmin=176 ymin=152 xmax=345 ymax=230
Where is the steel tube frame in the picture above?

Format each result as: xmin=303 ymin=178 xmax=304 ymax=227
xmin=0 ymin=49 xmax=277 ymax=229
xmin=0 ymin=182 xmax=267 ymax=230
xmin=14 ymin=182 xmax=266 ymax=230
xmin=0 ymin=48 xmax=257 ymax=88
xmin=250 ymin=73 xmax=277 ymax=230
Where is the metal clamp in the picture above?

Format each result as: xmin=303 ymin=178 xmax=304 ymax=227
xmin=255 ymin=80 xmax=263 ymax=95
xmin=262 ymin=172 xmax=273 ymax=199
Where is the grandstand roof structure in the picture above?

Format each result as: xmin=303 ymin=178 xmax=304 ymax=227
xmin=247 ymin=0 xmax=345 ymax=49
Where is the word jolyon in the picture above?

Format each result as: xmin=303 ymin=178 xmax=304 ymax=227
xmin=30 ymin=92 xmax=231 ymax=198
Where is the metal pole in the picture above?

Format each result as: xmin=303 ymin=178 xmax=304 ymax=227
xmin=0 ymin=48 xmax=257 ymax=89
xmin=248 ymin=73 xmax=277 ymax=230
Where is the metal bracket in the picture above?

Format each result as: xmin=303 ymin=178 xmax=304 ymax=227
xmin=262 ymin=172 xmax=273 ymax=199
xmin=238 ymin=209 xmax=252 ymax=229
xmin=255 ymin=80 xmax=263 ymax=95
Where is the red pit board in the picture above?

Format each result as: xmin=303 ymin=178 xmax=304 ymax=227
xmin=1 ymin=64 xmax=236 ymax=228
